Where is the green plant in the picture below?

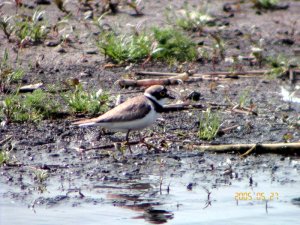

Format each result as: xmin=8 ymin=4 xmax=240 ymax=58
xmin=211 ymin=33 xmax=226 ymax=60
xmin=24 ymin=89 xmax=61 ymax=119
xmin=0 ymin=142 xmax=16 ymax=166
xmin=0 ymin=15 xmax=15 ymax=39
xmin=14 ymin=10 xmax=49 ymax=43
xmin=252 ymin=0 xmax=279 ymax=9
xmin=239 ymin=90 xmax=250 ymax=107
xmin=198 ymin=109 xmax=220 ymax=141
xmin=267 ymin=54 xmax=296 ymax=78
xmin=0 ymin=150 xmax=10 ymax=165
xmin=34 ymin=169 xmax=49 ymax=183
xmin=98 ymin=31 xmax=151 ymax=63
xmin=63 ymin=85 xmax=109 ymax=115
xmin=171 ymin=4 xmax=215 ymax=32
xmin=152 ymin=27 xmax=197 ymax=62
xmin=0 ymin=49 xmax=24 ymax=93
xmin=1 ymin=90 xmax=61 ymax=123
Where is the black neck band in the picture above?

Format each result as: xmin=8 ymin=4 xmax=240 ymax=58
xmin=146 ymin=97 xmax=165 ymax=113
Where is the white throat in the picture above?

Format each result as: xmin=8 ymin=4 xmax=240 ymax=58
xmin=144 ymin=93 xmax=166 ymax=106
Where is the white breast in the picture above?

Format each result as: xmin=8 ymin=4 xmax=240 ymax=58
xmin=98 ymin=105 xmax=159 ymax=131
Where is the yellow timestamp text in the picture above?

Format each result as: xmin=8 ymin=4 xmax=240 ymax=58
xmin=234 ymin=192 xmax=279 ymax=201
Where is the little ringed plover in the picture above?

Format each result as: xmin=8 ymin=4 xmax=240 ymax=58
xmin=73 ymin=85 xmax=175 ymax=152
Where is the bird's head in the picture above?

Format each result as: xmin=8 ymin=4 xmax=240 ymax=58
xmin=144 ymin=85 xmax=175 ymax=105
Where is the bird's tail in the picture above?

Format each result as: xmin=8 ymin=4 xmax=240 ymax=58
xmin=72 ymin=118 xmax=99 ymax=127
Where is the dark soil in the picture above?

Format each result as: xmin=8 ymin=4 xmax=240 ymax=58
xmin=1 ymin=0 xmax=300 ymax=224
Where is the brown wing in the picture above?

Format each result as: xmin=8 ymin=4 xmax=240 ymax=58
xmin=71 ymin=96 xmax=152 ymax=126
xmin=98 ymin=96 xmax=151 ymax=122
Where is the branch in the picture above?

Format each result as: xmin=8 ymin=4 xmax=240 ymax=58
xmin=194 ymin=142 xmax=300 ymax=155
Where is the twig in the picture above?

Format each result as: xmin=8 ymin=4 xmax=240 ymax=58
xmin=135 ymin=70 xmax=269 ymax=77
xmin=218 ymin=124 xmax=239 ymax=135
xmin=230 ymin=107 xmax=258 ymax=116
xmin=194 ymin=142 xmax=300 ymax=155
xmin=117 ymin=72 xmax=190 ymax=88
xmin=240 ymin=144 xmax=257 ymax=157
xmin=0 ymin=135 xmax=12 ymax=145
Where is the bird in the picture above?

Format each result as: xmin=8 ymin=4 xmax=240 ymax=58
xmin=72 ymin=85 xmax=175 ymax=152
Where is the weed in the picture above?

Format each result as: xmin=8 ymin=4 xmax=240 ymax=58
xmin=0 ymin=15 xmax=15 ymax=40
xmin=1 ymin=90 xmax=61 ymax=123
xmin=98 ymin=26 xmax=197 ymax=63
xmin=252 ymin=0 xmax=279 ymax=9
xmin=210 ymin=33 xmax=226 ymax=60
xmin=250 ymin=46 xmax=264 ymax=67
xmin=267 ymin=54 xmax=296 ymax=78
xmin=63 ymin=85 xmax=109 ymax=115
xmin=0 ymin=49 xmax=24 ymax=93
xmin=198 ymin=109 xmax=220 ymax=141
xmin=0 ymin=150 xmax=10 ymax=165
xmin=24 ymin=89 xmax=61 ymax=119
xmin=152 ymin=27 xmax=197 ymax=62
xmin=1 ymin=10 xmax=50 ymax=45
xmin=98 ymin=31 xmax=151 ymax=63
xmin=0 ymin=142 xmax=16 ymax=166
xmin=170 ymin=4 xmax=215 ymax=32
xmin=14 ymin=10 xmax=49 ymax=44
xmin=239 ymin=90 xmax=250 ymax=107
xmin=34 ymin=169 xmax=49 ymax=183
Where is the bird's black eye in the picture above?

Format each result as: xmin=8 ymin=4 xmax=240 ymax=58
xmin=160 ymin=91 xmax=166 ymax=96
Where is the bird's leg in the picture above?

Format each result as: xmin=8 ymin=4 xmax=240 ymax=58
xmin=125 ymin=129 xmax=132 ymax=153
xmin=139 ymin=131 xmax=161 ymax=152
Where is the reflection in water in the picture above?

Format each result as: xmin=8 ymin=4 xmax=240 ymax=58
xmin=2 ymin=153 xmax=300 ymax=225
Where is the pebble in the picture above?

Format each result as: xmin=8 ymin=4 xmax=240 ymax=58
xmin=35 ymin=0 xmax=51 ymax=5
xmin=46 ymin=41 xmax=60 ymax=47
xmin=55 ymin=45 xmax=66 ymax=53
xmin=85 ymin=49 xmax=98 ymax=55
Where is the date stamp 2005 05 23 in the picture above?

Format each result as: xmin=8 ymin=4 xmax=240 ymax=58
xmin=235 ymin=192 xmax=279 ymax=201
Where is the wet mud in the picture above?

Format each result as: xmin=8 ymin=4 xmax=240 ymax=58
xmin=1 ymin=0 xmax=300 ymax=224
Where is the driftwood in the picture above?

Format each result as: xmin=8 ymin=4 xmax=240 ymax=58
xmin=118 ymin=70 xmax=271 ymax=88
xmin=19 ymin=83 xmax=44 ymax=93
xmin=135 ymin=70 xmax=269 ymax=77
xmin=117 ymin=72 xmax=190 ymax=88
xmin=194 ymin=142 xmax=300 ymax=155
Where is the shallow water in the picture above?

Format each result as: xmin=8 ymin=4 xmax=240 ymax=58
xmin=1 ymin=154 xmax=300 ymax=225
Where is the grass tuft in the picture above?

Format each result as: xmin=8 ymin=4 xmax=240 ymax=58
xmin=252 ymin=0 xmax=279 ymax=9
xmin=98 ymin=32 xmax=151 ymax=64
xmin=198 ymin=109 xmax=220 ymax=141
xmin=98 ymin=27 xmax=197 ymax=64
xmin=0 ymin=49 xmax=24 ymax=93
xmin=63 ymin=85 xmax=109 ymax=115
xmin=152 ymin=27 xmax=197 ymax=62
xmin=1 ymin=90 xmax=61 ymax=123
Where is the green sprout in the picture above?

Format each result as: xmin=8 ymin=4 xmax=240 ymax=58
xmin=239 ymin=90 xmax=250 ymax=108
xmin=0 ymin=49 xmax=24 ymax=93
xmin=252 ymin=0 xmax=279 ymax=9
xmin=0 ymin=150 xmax=10 ymax=165
xmin=34 ymin=169 xmax=49 ymax=183
xmin=198 ymin=109 xmax=220 ymax=141
xmin=152 ymin=27 xmax=197 ymax=62
xmin=63 ymin=85 xmax=109 ymax=115
xmin=1 ymin=90 xmax=62 ymax=123
xmin=98 ymin=31 xmax=151 ymax=64
xmin=267 ymin=54 xmax=297 ymax=78
xmin=0 ymin=15 xmax=15 ymax=40
xmin=171 ymin=3 xmax=215 ymax=32
xmin=14 ymin=10 xmax=49 ymax=43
